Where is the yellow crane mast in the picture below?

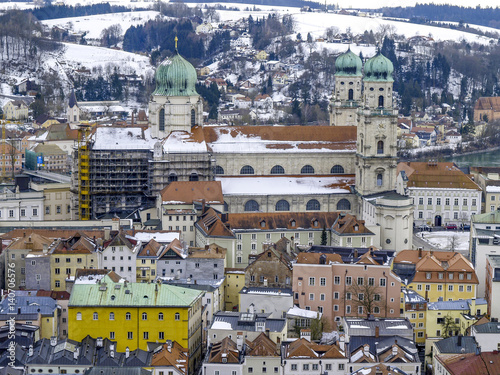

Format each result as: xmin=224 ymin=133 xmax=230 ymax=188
xmin=78 ymin=125 xmax=91 ymax=220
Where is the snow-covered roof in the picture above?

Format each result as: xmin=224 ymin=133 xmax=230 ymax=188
xmin=217 ymin=176 xmax=353 ymax=196
xmin=92 ymin=127 xmax=155 ymax=150
xmin=132 ymin=232 xmax=179 ymax=244
xmin=163 ymin=130 xmax=208 ymax=153
xmin=287 ymin=306 xmax=322 ymax=319
xmin=486 ymin=186 xmax=500 ymax=193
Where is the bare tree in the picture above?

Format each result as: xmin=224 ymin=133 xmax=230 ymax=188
xmin=324 ymin=26 xmax=339 ymax=42
xmin=100 ymin=24 xmax=122 ymax=48
xmin=346 ymin=277 xmax=386 ymax=317
xmin=448 ymin=234 xmax=459 ymax=251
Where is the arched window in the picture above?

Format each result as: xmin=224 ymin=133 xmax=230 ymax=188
xmin=159 ymin=108 xmax=165 ymax=131
xmin=306 ymin=199 xmax=320 ymax=211
xmin=189 ymin=172 xmax=199 ymax=181
xmin=301 ymin=165 xmax=315 ymax=174
xmin=142 ymin=312 xmax=147 ymax=320
xmin=377 ymin=141 xmax=384 ymax=154
xmin=76 ymin=312 xmax=82 ymax=321
xmin=378 ymin=95 xmax=384 ymax=108
xmin=175 ymin=312 xmax=180 ymax=321
xmin=240 ymin=165 xmax=254 ymax=175
xmin=331 ymin=165 xmax=344 ymax=174
xmin=270 ymin=165 xmax=285 ymax=174
xmin=276 ymin=200 xmax=290 ymax=211
xmin=214 ymin=166 xmax=224 ymax=175
xmin=337 ymin=199 xmax=351 ymax=211
xmin=377 ymin=173 xmax=383 ymax=186
xmin=244 ymin=200 xmax=260 ymax=212
xmin=158 ymin=312 xmax=164 ymax=321
xmin=191 ymin=109 xmax=196 ymax=127
xmin=125 ymin=312 xmax=131 ymax=320
xmin=93 ymin=312 xmax=98 ymax=320
xmin=168 ymin=172 xmax=178 ymax=182
xmin=348 ymin=89 xmax=354 ymax=100
xmin=109 ymin=312 xmax=115 ymax=320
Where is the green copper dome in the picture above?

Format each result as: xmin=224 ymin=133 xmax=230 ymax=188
xmin=335 ymin=49 xmax=362 ymax=76
xmin=363 ymin=53 xmax=394 ymax=82
xmin=153 ymin=52 xmax=198 ymax=96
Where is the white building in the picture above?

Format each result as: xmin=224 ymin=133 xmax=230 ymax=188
xmin=239 ymin=287 xmax=293 ymax=319
xmin=397 ymin=161 xmax=481 ymax=227
xmin=471 ymin=322 xmax=500 ymax=352
xmin=98 ymin=231 xmax=141 ymax=282
xmin=0 ymin=186 xmax=44 ymax=221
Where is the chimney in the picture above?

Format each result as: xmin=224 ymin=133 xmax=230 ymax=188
xmin=236 ymin=333 xmax=243 ymax=351
xmin=125 ymin=347 xmax=130 ymax=358
xmin=50 ymin=336 xmax=57 ymax=346
xmin=104 ymin=228 xmax=111 ymax=240
xmin=418 ymin=248 xmax=422 ymax=258
xmin=96 ymin=337 xmax=103 ymax=347
xmin=73 ymin=347 xmax=80 ymax=360
xmin=166 ymin=340 xmax=172 ymax=353
xmin=339 ymin=335 xmax=345 ymax=351
xmin=354 ymin=249 xmax=358 ymax=259
xmin=28 ymin=345 xmax=33 ymax=356
xmin=375 ymin=326 xmax=379 ymax=338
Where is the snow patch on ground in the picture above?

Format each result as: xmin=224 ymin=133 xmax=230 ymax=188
xmin=416 ymin=231 xmax=469 ymax=251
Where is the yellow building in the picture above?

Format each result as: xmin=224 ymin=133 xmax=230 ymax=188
xmin=68 ymin=274 xmax=203 ymax=373
xmin=136 ymin=239 xmax=163 ymax=282
xmin=402 ymin=288 xmax=427 ymax=345
xmin=224 ymin=268 xmax=245 ymax=311
xmin=393 ymin=249 xmax=478 ymax=302
xmin=424 ymin=298 xmax=487 ymax=362
xmin=255 ymin=50 xmax=269 ymax=60
xmin=50 ymin=233 xmax=98 ymax=291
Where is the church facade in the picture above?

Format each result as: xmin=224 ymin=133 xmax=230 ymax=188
xmin=78 ymin=47 xmax=413 ymax=251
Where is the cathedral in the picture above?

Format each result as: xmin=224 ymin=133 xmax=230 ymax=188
xmin=77 ymin=46 xmax=413 ymax=251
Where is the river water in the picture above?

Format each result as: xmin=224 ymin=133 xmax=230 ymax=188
xmin=447 ymin=148 xmax=500 ymax=167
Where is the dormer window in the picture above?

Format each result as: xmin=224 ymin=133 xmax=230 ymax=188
xmin=426 ymin=273 xmax=431 ymax=280
xmin=354 ymin=224 xmax=359 ymax=231
xmin=290 ymin=220 xmax=296 ymax=227
xmin=260 ymin=220 xmax=266 ymax=228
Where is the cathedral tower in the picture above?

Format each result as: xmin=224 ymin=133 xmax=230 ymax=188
xmin=329 ymin=48 xmax=363 ymax=126
xmin=355 ymin=53 xmax=398 ymax=196
xmin=149 ymin=40 xmax=203 ymax=139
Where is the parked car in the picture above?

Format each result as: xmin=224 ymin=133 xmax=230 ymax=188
xmin=462 ymin=224 xmax=471 ymax=231
xmin=418 ymin=224 xmax=431 ymax=231
xmin=446 ymin=224 xmax=458 ymax=230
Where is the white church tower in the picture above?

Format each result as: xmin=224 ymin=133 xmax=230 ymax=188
xmin=149 ymin=37 xmax=203 ymax=139
xmin=67 ymin=89 xmax=80 ymax=128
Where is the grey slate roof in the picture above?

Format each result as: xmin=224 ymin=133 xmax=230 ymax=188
xmin=84 ymin=368 xmax=152 ymax=375
xmin=434 ymin=336 xmax=478 ymax=354
xmin=348 ymin=335 xmax=419 ymax=362
xmin=211 ymin=311 xmax=286 ymax=333
xmin=473 ymin=322 xmax=500 ymax=334
xmin=344 ymin=318 xmax=413 ymax=340
xmin=0 ymin=296 xmax=57 ymax=318
xmin=428 ymin=298 xmax=487 ymax=311
xmin=239 ymin=286 xmax=293 ymax=296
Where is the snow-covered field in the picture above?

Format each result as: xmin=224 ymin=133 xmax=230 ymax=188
xmin=416 ymin=231 xmax=470 ymax=252
xmin=41 ymin=11 xmax=163 ymax=40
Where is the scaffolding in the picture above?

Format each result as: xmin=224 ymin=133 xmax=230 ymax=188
xmin=78 ymin=125 xmax=91 ymax=220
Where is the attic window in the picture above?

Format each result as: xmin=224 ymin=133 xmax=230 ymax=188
xmin=260 ymin=220 xmax=266 ymax=228
xmin=313 ymin=220 xmax=318 ymax=227
xmin=354 ymin=225 xmax=359 ymax=231
xmin=290 ymin=220 xmax=296 ymax=227
xmin=268 ymin=252 xmax=271 ymax=257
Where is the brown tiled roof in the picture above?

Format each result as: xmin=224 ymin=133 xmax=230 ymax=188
xmin=103 ymin=231 xmax=137 ymax=249
xmin=202 ymin=126 xmax=357 ymax=151
xmin=7 ymin=233 xmax=53 ymax=251
xmin=158 ymin=238 xmax=185 ymax=259
xmin=332 ymin=213 xmax=373 ymax=235
xmin=296 ymin=252 xmax=343 ymax=264
xmin=197 ymin=208 xmax=234 ymax=237
xmin=208 ymin=337 xmax=239 ymax=363
xmin=137 ymin=239 xmax=162 ymax=257
xmin=474 ymin=97 xmax=500 ymax=112
xmin=436 ymin=353 xmax=487 ymax=375
xmin=188 ymin=244 xmax=226 ymax=259
xmin=397 ymin=162 xmax=481 ymax=190
xmin=36 ymin=290 xmax=71 ymax=300
xmin=151 ymin=341 xmax=188 ymax=373
xmin=160 ymin=181 xmax=223 ymax=205
xmin=285 ymin=338 xmax=318 ymax=358
xmin=1 ymin=229 xmax=105 ymax=241
xmin=226 ymin=212 xmax=338 ymax=231
xmin=245 ymin=332 xmax=279 ymax=356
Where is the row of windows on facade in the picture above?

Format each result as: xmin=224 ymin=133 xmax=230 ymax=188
xmin=45 ymin=205 xmax=71 ymax=215
xmin=216 ymin=164 xmax=347 ymax=175
xmin=415 ymin=197 xmax=477 ymax=207
xmin=249 ymin=275 xmax=291 ymax=284
xmin=3 ymin=208 xmax=38 ymax=218
xmin=76 ymin=311 xmax=180 ymax=321
xmin=243 ymin=198 xmax=351 ymax=212
xmin=299 ymin=303 xmax=392 ymax=316
xmin=306 ymin=276 xmax=389 ymax=287
xmin=211 ymin=364 xmax=344 ymax=375
xmin=417 ymin=212 xmax=470 ymax=220
xmin=424 ymin=272 xmax=473 ymax=280
xmin=158 ymin=108 xmax=196 ymax=130
xmin=415 ymin=284 xmax=473 ymax=293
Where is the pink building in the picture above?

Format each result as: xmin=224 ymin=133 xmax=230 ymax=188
xmin=292 ymin=250 xmax=401 ymax=327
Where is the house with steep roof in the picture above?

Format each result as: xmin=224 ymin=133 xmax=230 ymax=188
xmin=186 ymin=243 xmax=226 ymax=281
xmin=3 ymin=99 xmax=29 ymax=120
xmin=397 ymin=161 xmax=481 ymax=227
xmin=136 ymin=239 xmax=164 ymax=282
xmin=282 ymin=336 xmax=348 ymax=375
xmin=99 ymin=231 xmax=141 ymax=282
xmin=402 ymin=288 xmax=427 ymax=345
xmin=331 ymin=212 xmax=375 ymax=247
xmin=392 ymin=249 xmax=478 ymax=302
xmin=293 ymin=250 xmax=401 ymax=326
xmin=431 ymin=336 xmax=480 ymax=372
xmin=474 ymin=96 xmax=500 ymax=123
xmin=150 ymin=340 xmax=188 ymax=375
xmin=157 ymin=238 xmax=187 ymax=279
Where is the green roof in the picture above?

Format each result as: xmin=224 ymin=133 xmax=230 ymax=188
xmin=472 ymin=210 xmax=500 ymax=224
xmin=363 ymin=53 xmax=394 ymax=82
xmin=335 ymin=49 xmax=362 ymax=76
xmin=152 ymin=52 xmax=198 ymax=97
xmin=69 ymin=275 xmax=202 ymax=307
